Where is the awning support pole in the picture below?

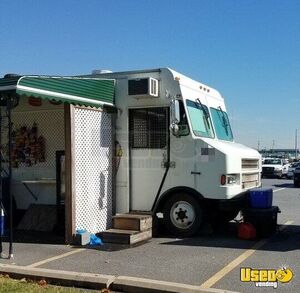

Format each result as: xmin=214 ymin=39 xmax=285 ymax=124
xmin=0 ymin=106 xmax=2 ymax=257
xmin=7 ymin=98 xmax=13 ymax=259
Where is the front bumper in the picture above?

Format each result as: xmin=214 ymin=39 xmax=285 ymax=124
xmin=262 ymin=169 xmax=282 ymax=177
xmin=218 ymin=191 xmax=249 ymax=211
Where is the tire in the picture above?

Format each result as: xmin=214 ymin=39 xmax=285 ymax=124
xmin=163 ymin=193 xmax=203 ymax=237
xmin=294 ymin=181 xmax=299 ymax=187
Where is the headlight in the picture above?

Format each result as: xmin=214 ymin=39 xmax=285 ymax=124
xmin=227 ymin=175 xmax=237 ymax=184
xmin=221 ymin=174 xmax=238 ymax=185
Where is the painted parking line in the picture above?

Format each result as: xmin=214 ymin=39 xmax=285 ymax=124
xmin=273 ymin=188 xmax=287 ymax=193
xmin=200 ymin=220 xmax=294 ymax=289
xmin=27 ymin=248 xmax=86 ymax=268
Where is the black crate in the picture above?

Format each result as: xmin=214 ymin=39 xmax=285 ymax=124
xmin=243 ymin=206 xmax=280 ymax=238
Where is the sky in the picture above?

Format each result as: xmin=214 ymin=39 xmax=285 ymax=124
xmin=0 ymin=0 xmax=299 ymax=149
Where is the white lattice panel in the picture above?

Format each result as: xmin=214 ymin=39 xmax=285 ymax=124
xmin=74 ymin=107 xmax=113 ymax=233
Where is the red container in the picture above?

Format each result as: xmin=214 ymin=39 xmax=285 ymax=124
xmin=238 ymin=222 xmax=256 ymax=240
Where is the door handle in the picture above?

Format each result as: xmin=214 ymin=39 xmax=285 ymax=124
xmin=191 ymin=171 xmax=201 ymax=175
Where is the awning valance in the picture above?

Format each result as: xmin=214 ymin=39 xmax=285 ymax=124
xmin=0 ymin=75 xmax=115 ymax=108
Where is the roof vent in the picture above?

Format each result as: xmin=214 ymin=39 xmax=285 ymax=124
xmin=4 ymin=73 xmax=20 ymax=78
xmin=91 ymin=69 xmax=113 ymax=75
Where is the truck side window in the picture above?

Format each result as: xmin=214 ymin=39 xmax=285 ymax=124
xmin=129 ymin=107 xmax=168 ymax=149
xmin=186 ymin=100 xmax=214 ymax=138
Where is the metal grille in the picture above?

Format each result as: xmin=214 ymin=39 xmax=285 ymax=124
xmin=129 ymin=107 xmax=168 ymax=149
xmin=242 ymin=173 xmax=260 ymax=189
xmin=74 ymin=107 xmax=113 ymax=233
xmin=242 ymin=173 xmax=259 ymax=183
xmin=242 ymin=159 xmax=259 ymax=170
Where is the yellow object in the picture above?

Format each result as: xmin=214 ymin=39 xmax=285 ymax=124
xmin=276 ymin=267 xmax=293 ymax=283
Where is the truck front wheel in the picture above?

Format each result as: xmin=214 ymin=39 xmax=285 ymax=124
xmin=163 ymin=193 xmax=203 ymax=237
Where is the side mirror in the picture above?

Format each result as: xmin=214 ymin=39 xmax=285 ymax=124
xmin=170 ymin=99 xmax=180 ymax=136
xmin=174 ymin=100 xmax=180 ymax=123
xmin=170 ymin=122 xmax=179 ymax=136
xmin=170 ymin=99 xmax=189 ymax=137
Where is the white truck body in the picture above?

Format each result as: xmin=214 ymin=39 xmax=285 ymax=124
xmin=93 ymin=68 xmax=262 ymax=215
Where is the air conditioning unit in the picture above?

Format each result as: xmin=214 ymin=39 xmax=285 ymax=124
xmin=128 ymin=77 xmax=159 ymax=97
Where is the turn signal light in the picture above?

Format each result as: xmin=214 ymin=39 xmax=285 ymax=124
xmin=221 ymin=175 xmax=226 ymax=185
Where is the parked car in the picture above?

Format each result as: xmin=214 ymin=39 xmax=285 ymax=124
xmin=287 ymin=162 xmax=300 ymax=179
xmin=262 ymin=158 xmax=289 ymax=178
xmin=294 ymin=165 xmax=300 ymax=187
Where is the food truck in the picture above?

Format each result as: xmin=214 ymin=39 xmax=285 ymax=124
xmin=0 ymin=68 xmax=261 ymax=244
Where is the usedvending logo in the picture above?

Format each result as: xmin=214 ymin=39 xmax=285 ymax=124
xmin=240 ymin=267 xmax=293 ymax=288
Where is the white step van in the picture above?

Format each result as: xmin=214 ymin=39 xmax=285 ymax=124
xmin=92 ymin=68 xmax=262 ymax=237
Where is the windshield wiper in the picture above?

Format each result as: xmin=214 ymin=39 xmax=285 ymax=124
xmin=196 ymin=98 xmax=211 ymax=129
xmin=218 ymin=106 xmax=229 ymax=135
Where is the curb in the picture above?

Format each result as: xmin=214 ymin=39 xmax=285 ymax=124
xmin=0 ymin=264 xmax=239 ymax=293
xmin=112 ymin=276 xmax=239 ymax=293
xmin=0 ymin=264 xmax=114 ymax=290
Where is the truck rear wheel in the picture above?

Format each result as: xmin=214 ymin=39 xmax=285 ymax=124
xmin=163 ymin=193 xmax=203 ymax=237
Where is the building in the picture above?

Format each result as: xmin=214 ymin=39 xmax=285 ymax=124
xmin=260 ymin=149 xmax=299 ymax=160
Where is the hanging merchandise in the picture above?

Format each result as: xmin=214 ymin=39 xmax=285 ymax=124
xmin=37 ymin=135 xmax=46 ymax=162
xmin=28 ymin=97 xmax=42 ymax=106
xmin=115 ymin=140 xmax=123 ymax=173
xmin=49 ymin=99 xmax=63 ymax=105
xmin=11 ymin=122 xmax=46 ymax=168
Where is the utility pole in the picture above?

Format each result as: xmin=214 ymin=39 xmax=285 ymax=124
xmin=257 ymin=140 xmax=260 ymax=151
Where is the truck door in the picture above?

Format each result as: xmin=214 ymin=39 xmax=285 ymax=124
xmin=129 ymin=107 xmax=169 ymax=211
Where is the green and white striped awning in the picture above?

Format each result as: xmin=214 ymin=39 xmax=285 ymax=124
xmin=0 ymin=75 xmax=115 ymax=108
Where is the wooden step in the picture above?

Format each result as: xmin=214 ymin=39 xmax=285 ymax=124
xmin=100 ymin=229 xmax=152 ymax=245
xmin=113 ymin=214 xmax=152 ymax=231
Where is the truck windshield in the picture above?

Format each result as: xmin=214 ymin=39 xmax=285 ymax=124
xmin=186 ymin=99 xmax=214 ymax=138
xmin=210 ymin=107 xmax=233 ymax=141
xmin=264 ymin=159 xmax=282 ymax=165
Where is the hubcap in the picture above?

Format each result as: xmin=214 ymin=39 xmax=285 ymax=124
xmin=170 ymin=201 xmax=196 ymax=230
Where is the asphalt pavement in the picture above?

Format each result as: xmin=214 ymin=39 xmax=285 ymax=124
xmin=0 ymin=178 xmax=299 ymax=292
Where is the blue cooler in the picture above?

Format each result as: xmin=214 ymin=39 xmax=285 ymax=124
xmin=249 ymin=188 xmax=273 ymax=209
